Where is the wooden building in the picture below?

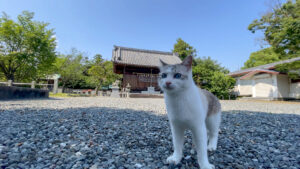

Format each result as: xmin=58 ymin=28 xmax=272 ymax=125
xmin=112 ymin=46 xmax=182 ymax=91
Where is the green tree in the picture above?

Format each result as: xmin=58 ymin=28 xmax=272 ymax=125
xmin=172 ymin=38 xmax=196 ymax=60
xmin=0 ymin=71 xmax=4 ymax=81
xmin=245 ymin=0 xmax=300 ymax=79
xmin=275 ymin=60 xmax=300 ymax=79
xmin=54 ymin=49 xmax=85 ymax=91
xmin=248 ymin=0 xmax=300 ymax=58
xmin=171 ymin=39 xmax=235 ymax=99
xmin=87 ymin=54 xmax=121 ymax=93
xmin=210 ymin=71 xmax=236 ymax=99
xmin=0 ymin=11 xmax=56 ymax=81
xmin=192 ymin=57 xmax=235 ymax=98
xmin=243 ymin=47 xmax=280 ymax=69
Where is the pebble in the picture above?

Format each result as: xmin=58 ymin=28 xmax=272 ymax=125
xmin=60 ymin=143 xmax=67 ymax=147
xmin=90 ymin=163 xmax=99 ymax=169
xmin=0 ymin=97 xmax=299 ymax=168
xmin=134 ymin=163 xmax=143 ymax=168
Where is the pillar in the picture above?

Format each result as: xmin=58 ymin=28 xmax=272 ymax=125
xmin=7 ymin=80 xmax=12 ymax=86
xmin=53 ymin=79 xmax=58 ymax=94
xmin=31 ymin=81 xmax=36 ymax=89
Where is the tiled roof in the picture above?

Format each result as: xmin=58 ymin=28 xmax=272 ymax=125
xmin=112 ymin=46 xmax=182 ymax=67
xmin=240 ymin=69 xmax=279 ymax=80
xmin=229 ymin=57 xmax=300 ymax=76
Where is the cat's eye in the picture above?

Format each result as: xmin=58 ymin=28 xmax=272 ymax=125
xmin=161 ymin=73 xmax=167 ymax=78
xmin=174 ymin=73 xmax=182 ymax=79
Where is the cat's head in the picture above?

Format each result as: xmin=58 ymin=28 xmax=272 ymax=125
xmin=158 ymin=55 xmax=193 ymax=93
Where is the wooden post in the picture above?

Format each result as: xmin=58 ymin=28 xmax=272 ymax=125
xmin=123 ymin=65 xmax=126 ymax=88
xmin=7 ymin=80 xmax=12 ymax=86
xmin=150 ymin=69 xmax=153 ymax=87
xmin=31 ymin=81 xmax=36 ymax=89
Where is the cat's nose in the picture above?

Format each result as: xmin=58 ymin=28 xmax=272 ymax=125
xmin=165 ymin=81 xmax=172 ymax=86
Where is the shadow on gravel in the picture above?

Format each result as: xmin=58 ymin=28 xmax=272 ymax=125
xmin=0 ymin=107 xmax=299 ymax=169
xmin=0 ymin=97 xmax=63 ymax=101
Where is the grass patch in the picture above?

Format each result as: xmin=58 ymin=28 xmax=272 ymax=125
xmin=49 ymin=92 xmax=88 ymax=98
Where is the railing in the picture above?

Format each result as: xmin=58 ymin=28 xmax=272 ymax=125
xmin=0 ymin=80 xmax=53 ymax=90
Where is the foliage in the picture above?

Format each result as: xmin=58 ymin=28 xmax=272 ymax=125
xmin=192 ymin=57 xmax=235 ymax=98
xmin=171 ymin=39 xmax=235 ymax=98
xmin=51 ymin=51 xmax=120 ymax=90
xmin=245 ymin=0 xmax=300 ymax=79
xmin=172 ymin=38 xmax=197 ymax=60
xmin=0 ymin=11 xmax=56 ymax=81
xmin=248 ymin=0 xmax=300 ymax=58
xmin=0 ymin=71 xmax=4 ymax=81
xmin=243 ymin=47 xmax=280 ymax=69
xmin=87 ymin=54 xmax=121 ymax=92
xmin=209 ymin=71 xmax=236 ymax=99
xmin=53 ymin=49 xmax=86 ymax=90
xmin=275 ymin=60 xmax=300 ymax=79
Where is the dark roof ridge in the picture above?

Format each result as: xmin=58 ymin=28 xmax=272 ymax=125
xmin=114 ymin=45 xmax=175 ymax=55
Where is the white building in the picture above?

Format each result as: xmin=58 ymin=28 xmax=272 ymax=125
xmin=229 ymin=57 xmax=300 ymax=100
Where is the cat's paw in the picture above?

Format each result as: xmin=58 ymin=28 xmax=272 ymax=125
xmin=207 ymin=143 xmax=217 ymax=151
xmin=166 ymin=154 xmax=182 ymax=165
xmin=200 ymin=163 xmax=215 ymax=169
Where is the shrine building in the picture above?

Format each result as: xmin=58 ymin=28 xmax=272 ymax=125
xmin=112 ymin=45 xmax=182 ymax=92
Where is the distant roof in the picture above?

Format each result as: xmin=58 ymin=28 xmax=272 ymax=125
xmin=112 ymin=45 xmax=182 ymax=67
xmin=240 ymin=69 xmax=279 ymax=80
xmin=229 ymin=57 xmax=300 ymax=77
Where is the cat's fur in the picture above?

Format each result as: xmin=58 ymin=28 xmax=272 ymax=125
xmin=158 ymin=55 xmax=221 ymax=169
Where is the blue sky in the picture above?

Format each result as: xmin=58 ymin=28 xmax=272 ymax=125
xmin=0 ymin=0 xmax=270 ymax=71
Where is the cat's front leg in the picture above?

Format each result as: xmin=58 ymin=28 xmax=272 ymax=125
xmin=167 ymin=123 xmax=184 ymax=165
xmin=192 ymin=123 xmax=215 ymax=169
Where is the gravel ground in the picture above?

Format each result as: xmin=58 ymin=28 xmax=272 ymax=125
xmin=0 ymin=97 xmax=299 ymax=169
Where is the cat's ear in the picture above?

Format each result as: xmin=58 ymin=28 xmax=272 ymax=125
xmin=159 ymin=59 xmax=168 ymax=67
xmin=181 ymin=55 xmax=193 ymax=70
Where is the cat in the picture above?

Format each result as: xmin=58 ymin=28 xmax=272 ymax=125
xmin=158 ymin=55 xmax=221 ymax=169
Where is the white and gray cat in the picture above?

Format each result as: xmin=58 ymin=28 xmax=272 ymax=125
xmin=158 ymin=55 xmax=221 ymax=169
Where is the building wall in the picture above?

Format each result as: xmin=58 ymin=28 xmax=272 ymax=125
xmin=234 ymin=73 xmax=300 ymax=99
xmin=290 ymin=82 xmax=300 ymax=98
xmin=276 ymin=74 xmax=290 ymax=98
xmin=123 ymin=73 xmax=160 ymax=91
xmin=254 ymin=74 xmax=273 ymax=98
xmin=238 ymin=79 xmax=252 ymax=96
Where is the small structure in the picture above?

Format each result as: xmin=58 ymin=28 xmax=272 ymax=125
xmin=110 ymin=80 xmax=120 ymax=98
xmin=229 ymin=57 xmax=300 ymax=99
xmin=45 ymin=74 xmax=61 ymax=94
xmin=124 ymin=83 xmax=131 ymax=98
xmin=112 ymin=46 xmax=181 ymax=92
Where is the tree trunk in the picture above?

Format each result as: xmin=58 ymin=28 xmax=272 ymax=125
xmin=95 ymin=86 xmax=99 ymax=95
xmin=0 ymin=64 xmax=14 ymax=81
xmin=95 ymin=80 xmax=103 ymax=95
xmin=5 ymin=73 xmax=14 ymax=82
xmin=62 ymin=82 xmax=66 ymax=93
